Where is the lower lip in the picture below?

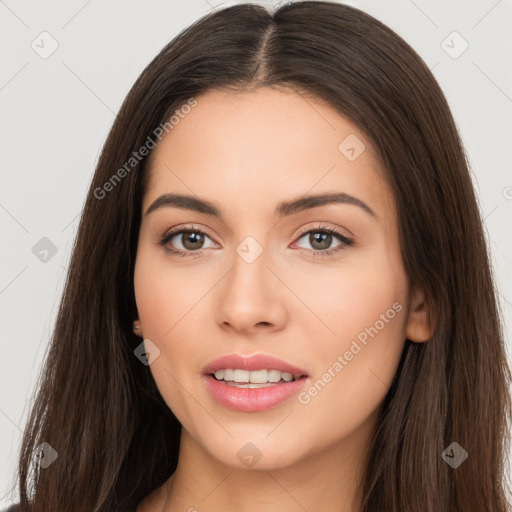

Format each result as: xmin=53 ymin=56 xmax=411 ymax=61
xmin=204 ymin=375 xmax=308 ymax=412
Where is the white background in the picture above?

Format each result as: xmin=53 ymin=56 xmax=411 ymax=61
xmin=1 ymin=0 xmax=511 ymax=506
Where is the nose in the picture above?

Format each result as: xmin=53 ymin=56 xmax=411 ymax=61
xmin=215 ymin=245 xmax=288 ymax=335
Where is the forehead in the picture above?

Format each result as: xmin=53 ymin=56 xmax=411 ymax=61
xmin=143 ymin=87 xmax=393 ymax=223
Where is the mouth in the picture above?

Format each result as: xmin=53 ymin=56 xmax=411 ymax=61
xmin=209 ymin=368 xmax=306 ymax=388
xmin=202 ymin=354 xmax=309 ymax=412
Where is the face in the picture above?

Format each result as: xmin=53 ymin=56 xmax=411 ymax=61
xmin=134 ymin=86 xmax=416 ymax=471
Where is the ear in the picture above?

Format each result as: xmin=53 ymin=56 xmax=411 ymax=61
xmin=405 ymin=288 xmax=433 ymax=343
xmin=133 ymin=319 xmax=144 ymax=338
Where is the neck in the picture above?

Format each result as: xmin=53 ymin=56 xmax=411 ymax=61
xmin=161 ymin=418 xmax=375 ymax=512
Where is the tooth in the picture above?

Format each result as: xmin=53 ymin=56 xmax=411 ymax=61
xmin=214 ymin=368 xmax=298 ymax=384
xmin=226 ymin=382 xmax=274 ymax=388
xmin=233 ymin=369 xmax=250 ymax=383
xmin=249 ymin=369 xmax=269 ymax=383
xmin=268 ymin=370 xmax=282 ymax=383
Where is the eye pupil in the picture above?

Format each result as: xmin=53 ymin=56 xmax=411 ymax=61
xmin=183 ymin=232 xmax=204 ymax=250
xmin=310 ymin=232 xmax=332 ymax=250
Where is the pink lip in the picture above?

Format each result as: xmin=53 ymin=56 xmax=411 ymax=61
xmin=202 ymin=354 xmax=309 ymax=413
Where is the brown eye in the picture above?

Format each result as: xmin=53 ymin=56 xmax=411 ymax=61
xmin=158 ymin=227 xmax=217 ymax=257
xmin=294 ymin=227 xmax=354 ymax=256
xmin=179 ymin=231 xmax=205 ymax=251
xmin=308 ymin=232 xmax=333 ymax=251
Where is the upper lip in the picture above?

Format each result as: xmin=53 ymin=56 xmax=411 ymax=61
xmin=203 ymin=354 xmax=308 ymax=379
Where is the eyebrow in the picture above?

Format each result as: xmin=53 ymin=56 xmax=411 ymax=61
xmin=144 ymin=192 xmax=377 ymax=219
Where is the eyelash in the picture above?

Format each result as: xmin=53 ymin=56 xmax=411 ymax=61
xmin=157 ymin=224 xmax=354 ymax=258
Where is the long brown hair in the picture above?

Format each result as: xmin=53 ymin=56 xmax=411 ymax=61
xmin=12 ymin=2 xmax=511 ymax=511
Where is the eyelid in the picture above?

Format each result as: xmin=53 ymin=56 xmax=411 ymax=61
xmin=291 ymin=223 xmax=355 ymax=255
xmin=161 ymin=223 xmax=216 ymax=240
xmin=294 ymin=222 xmax=354 ymax=240
xmin=158 ymin=223 xmax=219 ymax=248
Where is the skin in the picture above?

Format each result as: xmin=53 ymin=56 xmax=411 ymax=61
xmin=134 ymin=86 xmax=432 ymax=512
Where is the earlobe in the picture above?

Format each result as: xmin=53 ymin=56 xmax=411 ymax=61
xmin=132 ymin=319 xmax=144 ymax=338
xmin=405 ymin=289 xmax=433 ymax=343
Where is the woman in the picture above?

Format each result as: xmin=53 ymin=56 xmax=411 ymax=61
xmin=7 ymin=1 xmax=511 ymax=511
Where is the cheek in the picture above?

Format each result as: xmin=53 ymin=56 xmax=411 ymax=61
xmin=292 ymin=256 xmax=407 ymax=435
xmin=287 ymin=244 xmax=407 ymax=349
xmin=134 ymin=245 xmax=201 ymax=339
xmin=133 ymin=246 xmax=213 ymax=385
xmin=297 ymin=316 xmax=405 ymax=443
xmin=294 ymin=317 xmax=405 ymax=453
xmin=133 ymin=250 xmax=205 ymax=423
